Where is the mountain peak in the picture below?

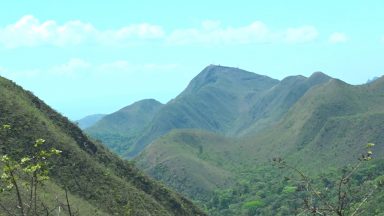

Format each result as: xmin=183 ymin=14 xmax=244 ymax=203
xmin=183 ymin=65 xmax=278 ymax=95
xmin=198 ymin=64 xmax=256 ymax=80
xmin=308 ymin=71 xmax=332 ymax=84
xmin=280 ymin=75 xmax=307 ymax=84
xmin=309 ymin=71 xmax=331 ymax=79
xmin=120 ymin=99 xmax=163 ymax=112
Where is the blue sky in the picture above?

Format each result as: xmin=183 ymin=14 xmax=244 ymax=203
xmin=0 ymin=1 xmax=383 ymax=120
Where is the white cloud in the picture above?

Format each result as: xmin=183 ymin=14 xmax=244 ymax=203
xmin=0 ymin=59 xmax=179 ymax=80
xmin=328 ymin=32 xmax=348 ymax=44
xmin=283 ymin=26 xmax=318 ymax=43
xmin=142 ymin=63 xmax=178 ymax=71
xmin=167 ymin=20 xmax=318 ymax=45
xmin=98 ymin=60 xmax=178 ymax=74
xmin=0 ymin=15 xmax=320 ymax=48
xmin=0 ymin=66 xmax=41 ymax=79
xmin=98 ymin=60 xmax=131 ymax=72
xmin=0 ymin=15 xmax=165 ymax=48
xmin=51 ymin=58 xmax=91 ymax=76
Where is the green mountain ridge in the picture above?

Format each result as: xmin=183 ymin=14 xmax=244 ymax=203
xmin=81 ymin=65 xmax=384 ymax=214
xmin=87 ymin=65 xmax=332 ymax=158
xmin=135 ymin=75 xmax=384 ymax=215
xmin=0 ymin=76 xmax=206 ymax=216
xmin=233 ymin=71 xmax=332 ymax=135
xmin=129 ymin=65 xmax=280 ymax=157
xmin=86 ymin=99 xmax=163 ymax=158
xmin=256 ymin=77 xmax=384 ymax=167
xmin=76 ymin=114 xmax=106 ymax=129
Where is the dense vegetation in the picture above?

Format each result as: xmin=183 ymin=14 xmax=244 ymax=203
xmin=0 ymin=76 xmax=206 ymax=215
xmin=84 ymin=65 xmax=384 ymax=215
xmin=4 ymin=64 xmax=383 ymax=215
xmin=136 ymin=130 xmax=384 ymax=215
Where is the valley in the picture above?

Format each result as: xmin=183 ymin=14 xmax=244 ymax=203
xmin=82 ymin=65 xmax=384 ymax=215
xmin=2 ymin=2 xmax=383 ymax=215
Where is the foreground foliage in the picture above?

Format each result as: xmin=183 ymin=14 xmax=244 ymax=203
xmin=0 ymin=125 xmax=69 ymax=215
xmin=273 ymin=143 xmax=383 ymax=216
xmin=0 ymin=76 xmax=206 ymax=215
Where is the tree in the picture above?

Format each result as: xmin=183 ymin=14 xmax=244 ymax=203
xmin=273 ymin=143 xmax=381 ymax=216
xmin=0 ymin=124 xmax=74 ymax=216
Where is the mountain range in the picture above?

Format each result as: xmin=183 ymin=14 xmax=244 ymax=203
xmin=86 ymin=65 xmax=336 ymax=158
xmin=76 ymin=114 xmax=106 ymax=129
xmin=83 ymin=65 xmax=384 ymax=215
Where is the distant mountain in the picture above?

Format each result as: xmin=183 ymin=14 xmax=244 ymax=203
xmin=76 ymin=114 xmax=106 ymax=129
xmin=232 ymin=71 xmax=332 ymax=135
xmin=78 ymin=65 xmax=384 ymax=215
xmin=246 ymin=77 xmax=384 ymax=169
xmin=129 ymin=65 xmax=280 ymax=157
xmin=86 ymin=99 xmax=163 ymax=157
xmin=136 ymin=75 xmax=384 ymax=215
xmin=367 ymin=76 xmax=379 ymax=84
xmin=0 ymin=76 xmax=206 ymax=216
xmin=86 ymin=65 xmax=332 ymax=158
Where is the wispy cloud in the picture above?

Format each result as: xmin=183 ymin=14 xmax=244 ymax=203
xmin=167 ymin=20 xmax=318 ymax=45
xmin=283 ymin=26 xmax=318 ymax=43
xmin=328 ymin=32 xmax=348 ymax=44
xmin=98 ymin=60 xmax=179 ymax=74
xmin=0 ymin=15 xmax=165 ymax=48
xmin=0 ymin=15 xmax=320 ymax=48
xmin=0 ymin=59 xmax=179 ymax=79
xmin=51 ymin=58 xmax=91 ymax=76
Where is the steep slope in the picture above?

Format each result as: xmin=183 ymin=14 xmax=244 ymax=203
xmin=76 ymin=114 xmax=105 ymax=129
xmin=136 ymin=75 xmax=384 ymax=215
xmin=127 ymin=65 xmax=279 ymax=157
xmin=86 ymin=65 xmax=332 ymax=158
xmin=86 ymin=99 xmax=163 ymax=157
xmin=244 ymin=77 xmax=384 ymax=170
xmin=233 ymin=72 xmax=331 ymax=135
xmin=136 ymin=129 xmax=240 ymax=201
xmin=0 ymin=76 xmax=206 ymax=216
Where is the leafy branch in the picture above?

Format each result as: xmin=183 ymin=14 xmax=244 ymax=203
xmin=272 ymin=143 xmax=379 ymax=216
xmin=0 ymin=124 xmax=75 ymax=216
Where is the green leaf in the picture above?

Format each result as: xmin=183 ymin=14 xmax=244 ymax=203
xmin=282 ymin=186 xmax=297 ymax=194
xmin=34 ymin=138 xmax=46 ymax=147
xmin=2 ymin=124 xmax=11 ymax=130
xmin=243 ymin=200 xmax=264 ymax=208
xmin=367 ymin=143 xmax=375 ymax=148
xmin=20 ymin=157 xmax=31 ymax=164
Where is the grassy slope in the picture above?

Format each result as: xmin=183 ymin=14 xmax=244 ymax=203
xmin=234 ymin=72 xmax=331 ymax=135
xmin=244 ymin=78 xmax=384 ymax=170
xmin=92 ymin=65 xmax=280 ymax=158
xmin=136 ymin=76 xmax=384 ymax=215
xmin=0 ymin=77 xmax=206 ymax=216
xmin=86 ymin=99 xmax=163 ymax=158
xmin=86 ymin=66 xmax=333 ymax=159
xmin=136 ymin=129 xmax=239 ymax=201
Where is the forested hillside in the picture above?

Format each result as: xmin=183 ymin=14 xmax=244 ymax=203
xmin=82 ymin=65 xmax=384 ymax=215
xmin=0 ymin=76 xmax=206 ymax=216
